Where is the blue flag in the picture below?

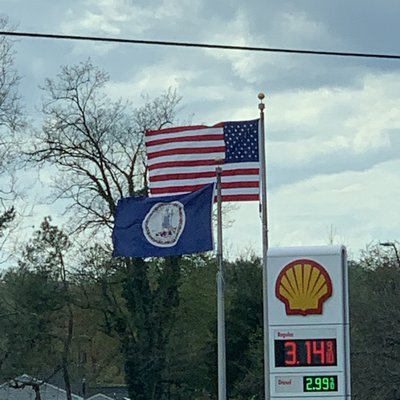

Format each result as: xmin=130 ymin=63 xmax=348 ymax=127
xmin=112 ymin=184 xmax=214 ymax=257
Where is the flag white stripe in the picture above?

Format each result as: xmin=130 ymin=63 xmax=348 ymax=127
xmin=150 ymin=187 xmax=259 ymax=197
xmin=149 ymin=162 xmax=259 ymax=176
xmin=219 ymin=187 xmax=259 ymax=195
xmin=147 ymin=152 xmax=226 ymax=166
xmin=149 ymin=175 xmax=259 ymax=188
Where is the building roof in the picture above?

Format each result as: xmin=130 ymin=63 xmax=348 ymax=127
xmin=0 ymin=381 xmax=83 ymax=400
xmin=85 ymin=386 xmax=129 ymax=400
xmin=86 ymin=394 xmax=114 ymax=400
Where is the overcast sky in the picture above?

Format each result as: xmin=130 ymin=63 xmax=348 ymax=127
xmin=2 ymin=0 xmax=400 ymax=260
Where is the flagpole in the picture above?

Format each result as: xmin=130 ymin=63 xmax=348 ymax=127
xmin=216 ymin=166 xmax=227 ymax=400
xmin=258 ymin=92 xmax=270 ymax=400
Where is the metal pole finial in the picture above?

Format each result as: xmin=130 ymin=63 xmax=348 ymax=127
xmin=258 ymin=92 xmax=265 ymax=110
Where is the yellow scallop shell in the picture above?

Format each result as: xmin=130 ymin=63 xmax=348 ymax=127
xmin=275 ymin=259 xmax=332 ymax=315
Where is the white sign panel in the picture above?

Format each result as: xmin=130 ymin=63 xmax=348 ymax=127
xmin=267 ymin=245 xmax=351 ymax=399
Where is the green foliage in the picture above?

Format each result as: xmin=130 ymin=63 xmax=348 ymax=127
xmin=4 ymin=211 xmax=400 ymax=400
xmin=0 ymin=218 xmax=73 ymax=398
xmin=77 ymin=249 xmax=184 ymax=400
xmin=2 ymin=246 xmax=266 ymax=398
xmin=163 ymin=254 xmax=264 ymax=399
xmin=164 ymin=254 xmax=217 ymax=398
xmin=225 ymin=256 xmax=263 ymax=400
xmin=118 ymin=256 xmax=182 ymax=400
xmin=0 ymin=266 xmax=62 ymax=378
xmin=349 ymin=246 xmax=400 ymax=400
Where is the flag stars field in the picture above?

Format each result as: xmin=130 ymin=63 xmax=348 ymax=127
xmin=225 ymin=120 xmax=259 ymax=164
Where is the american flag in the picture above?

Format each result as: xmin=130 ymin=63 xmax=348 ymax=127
xmin=145 ymin=119 xmax=260 ymax=202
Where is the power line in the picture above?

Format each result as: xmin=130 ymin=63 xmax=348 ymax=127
xmin=1 ymin=30 xmax=400 ymax=60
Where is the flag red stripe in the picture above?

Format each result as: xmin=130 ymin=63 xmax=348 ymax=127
xmin=146 ymin=122 xmax=224 ymax=137
xmin=146 ymin=125 xmax=210 ymax=136
xmin=222 ymin=181 xmax=259 ymax=188
xmin=146 ymin=134 xmax=224 ymax=147
xmin=152 ymin=191 xmax=259 ymax=202
xmin=147 ymin=146 xmax=225 ymax=160
xmin=150 ymin=171 xmax=217 ymax=182
xmin=151 ymin=184 xmax=210 ymax=195
xmin=220 ymin=194 xmax=259 ymax=202
xmin=150 ymin=168 xmax=259 ymax=182
xmin=148 ymin=159 xmax=224 ymax=170
xmin=223 ymin=168 xmax=259 ymax=176
xmin=151 ymin=181 xmax=259 ymax=195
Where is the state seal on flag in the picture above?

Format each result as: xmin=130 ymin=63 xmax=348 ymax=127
xmin=142 ymin=201 xmax=186 ymax=247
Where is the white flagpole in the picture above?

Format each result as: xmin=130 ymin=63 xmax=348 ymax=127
xmin=216 ymin=166 xmax=227 ymax=400
xmin=258 ymin=93 xmax=271 ymax=400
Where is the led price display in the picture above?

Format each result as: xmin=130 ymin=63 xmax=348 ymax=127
xmin=303 ymin=375 xmax=338 ymax=392
xmin=274 ymin=339 xmax=337 ymax=367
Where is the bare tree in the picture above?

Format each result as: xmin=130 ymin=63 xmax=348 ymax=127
xmin=0 ymin=17 xmax=22 ymax=129
xmin=27 ymin=59 xmax=181 ymax=233
xmin=0 ymin=16 xmax=24 ymax=258
xmin=25 ymin=61 xmax=183 ymax=399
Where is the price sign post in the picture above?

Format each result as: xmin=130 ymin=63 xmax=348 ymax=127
xmin=267 ymin=246 xmax=351 ymax=399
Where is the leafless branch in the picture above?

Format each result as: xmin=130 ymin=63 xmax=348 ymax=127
xmin=25 ymin=60 xmax=181 ymax=233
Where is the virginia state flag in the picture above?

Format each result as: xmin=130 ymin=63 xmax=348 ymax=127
xmin=112 ymin=184 xmax=214 ymax=257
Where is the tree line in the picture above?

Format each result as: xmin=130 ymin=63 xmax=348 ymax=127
xmin=1 ymin=16 xmax=400 ymax=400
xmin=1 ymin=220 xmax=400 ymax=400
xmin=0 ymin=218 xmax=264 ymax=399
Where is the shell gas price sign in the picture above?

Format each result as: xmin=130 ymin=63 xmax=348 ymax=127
xmin=267 ymin=246 xmax=351 ymax=400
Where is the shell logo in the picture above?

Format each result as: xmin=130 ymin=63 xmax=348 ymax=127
xmin=275 ymin=259 xmax=333 ymax=316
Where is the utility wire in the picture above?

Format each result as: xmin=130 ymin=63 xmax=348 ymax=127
xmin=1 ymin=30 xmax=400 ymax=60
